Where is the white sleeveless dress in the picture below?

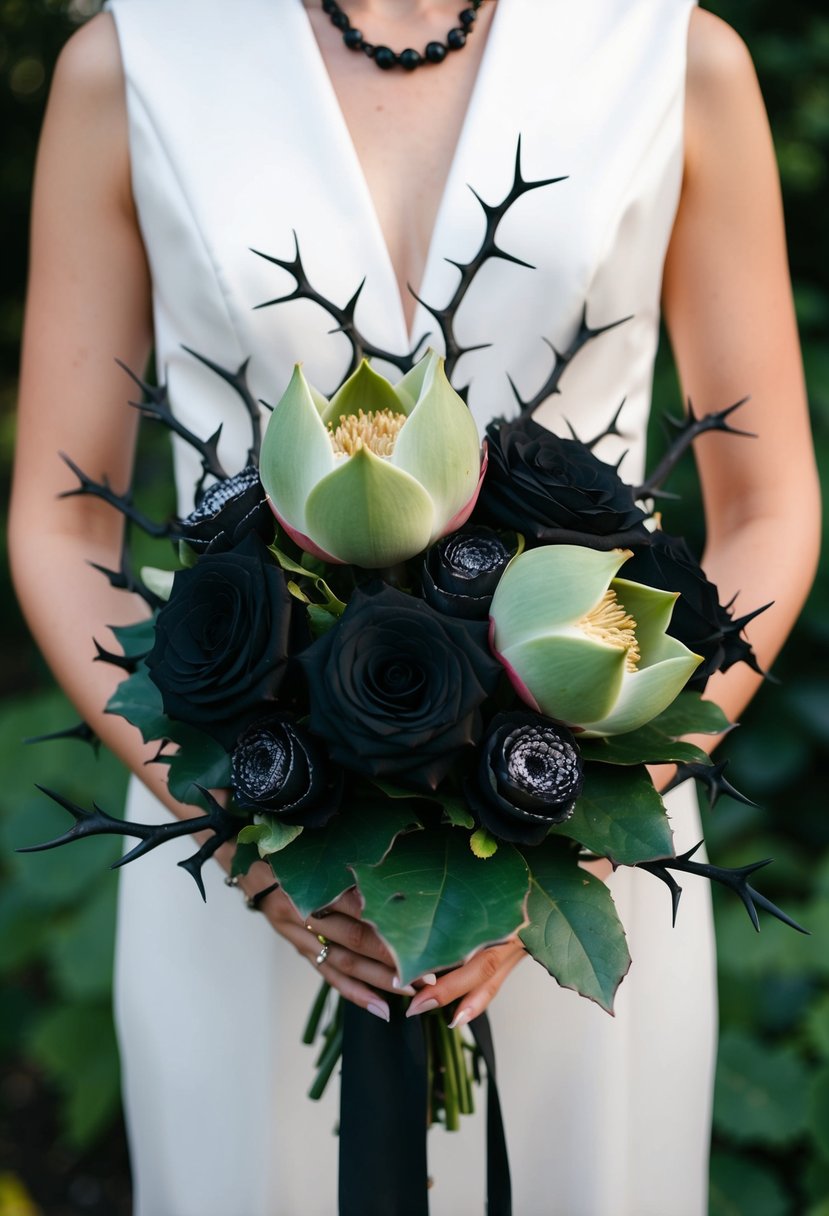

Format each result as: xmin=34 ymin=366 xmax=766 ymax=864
xmin=106 ymin=2 xmax=716 ymax=1213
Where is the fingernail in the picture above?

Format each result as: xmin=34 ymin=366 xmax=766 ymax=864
xmin=406 ymin=997 xmax=439 ymax=1018
xmin=392 ymin=977 xmax=417 ymax=995
xmin=367 ymin=1001 xmax=390 ymax=1023
xmin=419 ymin=973 xmax=437 ymax=986
xmin=449 ymin=1006 xmax=473 ymax=1030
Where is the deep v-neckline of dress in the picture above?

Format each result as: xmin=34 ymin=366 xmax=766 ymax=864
xmin=291 ymin=0 xmax=506 ymax=353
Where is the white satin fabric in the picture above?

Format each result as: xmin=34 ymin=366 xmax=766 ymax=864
xmin=106 ymin=1 xmax=715 ymax=1212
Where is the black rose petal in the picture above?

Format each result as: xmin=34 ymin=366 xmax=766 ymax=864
xmin=230 ymin=716 xmax=342 ymax=828
xmin=465 ymin=711 xmax=584 ymax=845
xmin=422 ymin=526 xmax=515 ymax=619
xmin=622 ymin=531 xmax=765 ymax=693
xmin=298 ymin=583 xmax=502 ymax=792
xmin=146 ymin=532 xmax=294 ymax=747
xmin=179 ymin=466 xmax=274 ymax=556
xmin=478 ymin=415 xmax=650 ymax=548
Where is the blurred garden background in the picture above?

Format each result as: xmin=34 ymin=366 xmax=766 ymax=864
xmin=1 ymin=1 xmax=828 ymax=1212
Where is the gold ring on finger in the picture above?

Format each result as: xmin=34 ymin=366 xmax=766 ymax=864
xmin=315 ymin=943 xmax=330 ymax=967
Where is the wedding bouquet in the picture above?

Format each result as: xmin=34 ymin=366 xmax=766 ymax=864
xmin=24 ymin=151 xmax=803 ymax=1212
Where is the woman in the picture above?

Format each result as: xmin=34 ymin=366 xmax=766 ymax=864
xmin=9 ymin=1 xmax=819 ymax=1213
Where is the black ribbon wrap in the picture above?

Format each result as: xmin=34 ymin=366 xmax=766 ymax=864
xmin=338 ymin=1001 xmax=512 ymax=1215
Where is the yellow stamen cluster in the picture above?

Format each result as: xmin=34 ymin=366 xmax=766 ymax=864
xmin=579 ymin=589 xmax=641 ymax=672
xmin=328 ymin=408 xmax=408 ymax=458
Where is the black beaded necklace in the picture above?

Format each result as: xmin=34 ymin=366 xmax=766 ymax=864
xmin=321 ymin=0 xmax=485 ymax=71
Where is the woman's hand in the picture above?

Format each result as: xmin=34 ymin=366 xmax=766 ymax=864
xmin=405 ymin=938 xmax=527 ymax=1028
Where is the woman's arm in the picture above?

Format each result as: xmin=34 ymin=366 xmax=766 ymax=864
xmin=407 ymin=7 xmax=821 ymax=1023
xmin=9 ymin=15 xmax=403 ymax=1019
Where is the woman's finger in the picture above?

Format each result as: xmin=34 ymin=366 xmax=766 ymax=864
xmin=405 ymin=940 xmax=526 ymax=1025
xmin=305 ymin=910 xmax=397 ymax=968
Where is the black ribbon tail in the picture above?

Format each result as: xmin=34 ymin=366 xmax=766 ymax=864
xmin=339 ymin=999 xmax=430 ymax=1216
xmin=337 ymin=1003 xmax=512 ymax=1216
xmin=471 ymin=1012 xmax=513 ymax=1216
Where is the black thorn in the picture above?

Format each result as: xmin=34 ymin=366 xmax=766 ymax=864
xmin=663 ymin=760 xmax=757 ymax=810
xmin=583 ymin=398 xmax=628 ymax=450
xmin=181 ymin=346 xmax=263 ymax=466
xmin=636 ymin=397 xmax=754 ymax=499
xmin=93 ymin=638 xmax=140 ymax=673
xmin=24 ymin=721 xmax=100 ymax=753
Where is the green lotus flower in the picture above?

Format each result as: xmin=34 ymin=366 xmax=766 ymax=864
xmin=259 ymin=350 xmax=483 ymax=568
xmin=489 ymin=545 xmax=702 ymax=737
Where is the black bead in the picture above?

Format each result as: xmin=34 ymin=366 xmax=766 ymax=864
xmin=374 ymin=45 xmax=397 ymax=70
xmin=425 ymin=40 xmax=447 ymax=63
xmin=459 ymin=8 xmax=477 ymax=26
xmin=399 ymin=48 xmax=422 ymax=71
xmin=321 ymin=0 xmax=338 ymax=13
xmin=446 ymin=28 xmax=466 ymax=50
xmin=362 ymin=42 xmax=375 ymax=56
xmin=343 ymin=28 xmax=364 ymax=49
xmin=331 ymin=10 xmax=349 ymax=30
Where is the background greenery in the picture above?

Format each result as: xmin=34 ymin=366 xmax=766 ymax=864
xmin=1 ymin=1 xmax=827 ymax=1212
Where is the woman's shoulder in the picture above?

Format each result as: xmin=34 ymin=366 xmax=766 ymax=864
xmin=684 ymin=9 xmax=766 ymax=173
xmin=51 ymin=13 xmax=124 ymax=111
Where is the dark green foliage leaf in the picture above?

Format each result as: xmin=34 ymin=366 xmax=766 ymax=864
xmin=105 ymin=663 xmax=171 ymax=743
xmin=0 ymin=888 xmax=52 ymax=974
xmin=27 ymin=1003 xmax=120 ymax=1148
xmin=237 ymin=819 xmax=302 ymax=855
xmin=269 ymin=803 xmax=419 ymax=919
xmin=709 ymin=1151 xmax=791 ymax=1216
xmin=808 ymin=1066 xmax=829 ymax=1161
xmin=714 ymin=1030 xmax=810 ymax=1146
xmin=579 ymin=729 xmax=710 ymax=767
xmin=231 ymin=841 xmax=261 ymax=879
xmin=160 ymin=726 xmax=232 ymax=807
xmin=440 ymin=793 xmax=475 ymax=829
xmin=549 ymin=764 xmax=674 ymax=863
xmin=804 ymin=994 xmax=829 ymax=1061
xmin=353 ymin=828 xmax=528 ymax=985
xmin=647 ymin=692 xmax=732 ymax=736
xmin=518 ymin=841 xmax=630 ymax=1012
xmin=110 ymin=618 xmax=156 ymax=657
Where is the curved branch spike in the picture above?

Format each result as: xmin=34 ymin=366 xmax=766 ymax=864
xmin=516 ymin=310 xmax=632 ymax=417
xmin=58 ymin=452 xmax=177 ymax=540
xmin=180 ymin=347 xmax=263 ymax=467
xmin=635 ymin=843 xmax=808 ymax=934
xmin=24 ymin=721 xmax=100 ymax=754
xmin=123 ymin=371 xmax=229 ymax=482
xmin=506 ymin=373 xmax=527 ymax=409
xmin=663 ymin=760 xmax=757 ymax=810
xmin=583 ymin=398 xmax=629 ymax=450
xmin=87 ymin=527 xmax=164 ymax=610
xmin=93 ymin=638 xmax=140 ymax=673
xmin=636 ymin=396 xmax=754 ymax=499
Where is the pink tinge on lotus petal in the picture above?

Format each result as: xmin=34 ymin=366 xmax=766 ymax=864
xmin=439 ymin=442 xmax=489 ymax=539
xmin=266 ymin=498 xmax=346 ymax=565
xmin=487 ymin=616 xmax=541 ymax=713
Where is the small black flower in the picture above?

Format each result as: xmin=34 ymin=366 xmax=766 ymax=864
xmin=466 ymin=711 xmax=584 ymax=845
xmin=421 ymin=526 xmax=515 ymax=619
xmin=146 ymin=532 xmax=294 ymax=747
xmin=179 ymin=466 xmax=274 ymax=556
xmin=231 ymin=716 xmax=342 ymax=827
xmin=298 ymin=583 xmax=501 ymax=792
xmin=478 ymin=415 xmax=649 ymax=548
xmin=622 ymin=531 xmax=766 ymax=692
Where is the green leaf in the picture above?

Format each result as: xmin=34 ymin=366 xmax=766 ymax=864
xmin=231 ymin=841 xmax=261 ymax=879
xmin=269 ymin=803 xmax=419 ymax=919
xmin=713 ymin=1029 xmax=810 ymax=1146
xmin=237 ymin=818 xmax=303 ymax=856
xmin=440 ymin=795 xmax=475 ymax=830
xmin=579 ymin=728 xmax=711 ymax=767
xmin=353 ymin=828 xmax=529 ymax=985
xmin=27 ymin=1003 xmax=120 ymax=1148
xmin=518 ymin=841 xmax=630 ymax=1012
xmin=470 ymin=828 xmax=498 ymax=858
xmin=808 ymin=1065 xmax=829 ymax=1161
xmin=804 ymin=993 xmax=829 ymax=1060
xmin=549 ymin=764 xmax=674 ymax=864
xmin=105 ymin=663 xmax=171 ymax=743
xmin=270 ymin=543 xmax=346 ymax=615
xmin=110 ymin=618 xmax=156 ymax=657
xmin=46 ymin=879 xmax=117 ymax=1001
xmin=161 ymin=727 xmax=232 ymax=808
xmin=0 ymin=888 xmax=52 ymax=974
xmin=648 ymin=691 xmax=732 ymax=736
xmin=709 ymin=1151 xmax=791 ymax=1216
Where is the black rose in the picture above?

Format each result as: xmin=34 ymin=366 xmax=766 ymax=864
xmin=230 ymin=716 xmax=342 ymax=827
xmin=178 ymin=465 xmax=274 ymax=557
xmin=146 ymin=532 xmax=294 ymax=747
xmin=421 ymin=527 xmax=515 ymax=619
xmin=298 ymin=583 xmax=502 ymax=792
xmin=622 ymin=531 xmax=766 ymax=692
xmin=478 ymin=415 xmax=649 ymax=548
xmin=465 ymin=711 xmax=584 ymax=845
